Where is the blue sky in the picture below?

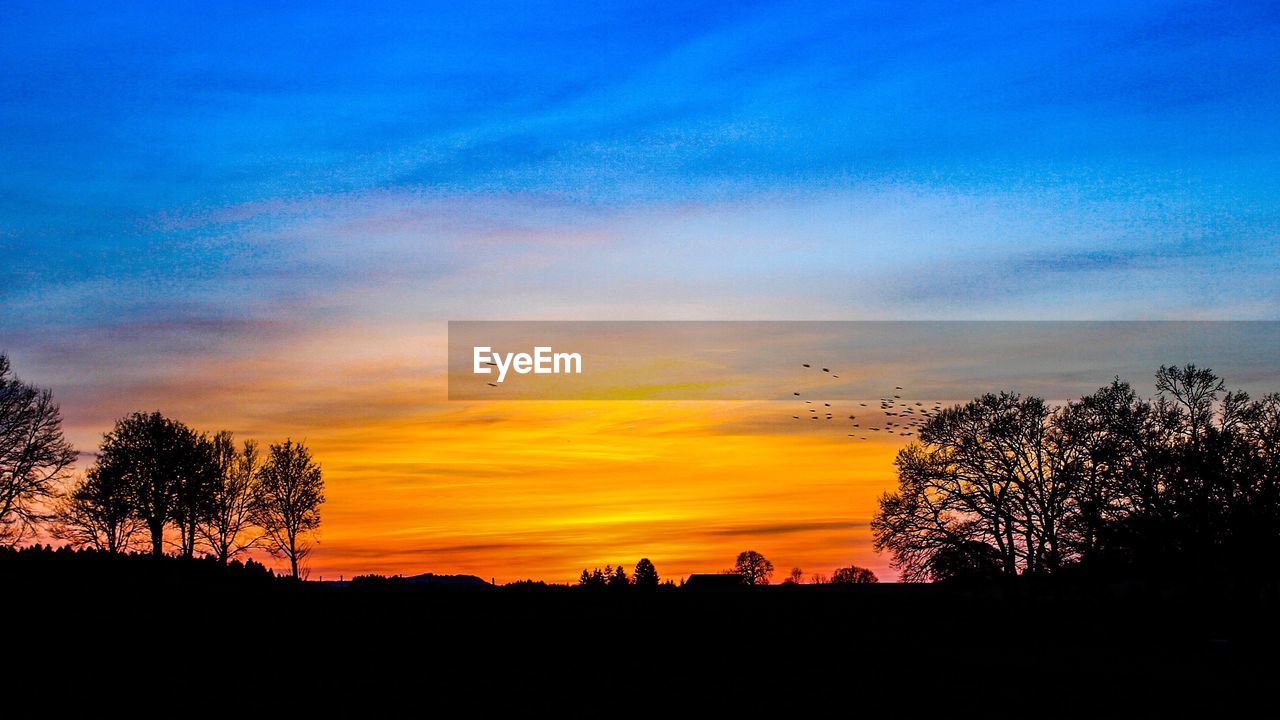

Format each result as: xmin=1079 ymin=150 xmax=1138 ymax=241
xmin=3 ymin=0 xmax=1279 ymax=393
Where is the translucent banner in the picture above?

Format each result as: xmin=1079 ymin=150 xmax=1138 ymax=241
xmin=447 ymin=321 xmax=1280 ymax=402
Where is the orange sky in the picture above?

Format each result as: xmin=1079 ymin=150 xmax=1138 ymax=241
xmin=38 ymin=317 xmax=1280 ymax=583
xmin=44 ymin=322 xmax=911 ymax=584
xmin=309 ymin=400 xmax=904 ymax=583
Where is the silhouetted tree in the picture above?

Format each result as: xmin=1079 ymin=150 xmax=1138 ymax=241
xmin=873 ymin=364 xmax=1280 ymax=584
xmin=609 ymin=563 xmax=629 ymax=588
xmin=172 ymin=432 xmax=219 ymax=558
xmin=95 ymin=412 xmax=206 ymax=557
xmin=252 ymin=439 xmax=324 ymax=579
xmin=198 ymin=432 xmax=262 ymax=564
xmin=1053 ymin=378 xmax=1153 ymax=564
xmin=872 ymin=390 xmax=1094 ymax=580
xmin=0 ymin=354 xmax=77 ymax=545
xmin=783 ymin=567 xmax=804 ymax=585
xmin=579 ymin=567 xmax=607 ymax=588
xmin=633 ymin=558 xmax=659 ymax=589
xmin=51 ymin=467 xmax=140 ymax=553
xmin=830 ymin=565 xmax=879 ymax=584
xmin=733 ymin=550 xmax=774 ymax=585
xmin=1105 ymin=365 xmax=1280 ymax=576
xmin=1155 ymin=363 xmax=1224 ymax=445
xmin=926 ymin=540 xmax=1004 ymax=582
xmin=873 ymin=391 xmax=1086 ymax=579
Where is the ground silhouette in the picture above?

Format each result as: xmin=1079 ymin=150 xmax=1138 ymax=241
xmin=3 ymin=543 xmax=1275 ymax=705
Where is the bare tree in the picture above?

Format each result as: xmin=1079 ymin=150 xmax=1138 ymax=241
xmin=253 ymin=439 xmax=324 ymax=579
xmin=51 ymin=467 xmax=140 ymax=553
xmin=0 ymin=354 xmax=78 ymax=545
xmin=733 ymin=550 xmax=774 ymax=585
xmin=1155 ymin=363 xmax=1225 ymax=444
xmin=198 ymin=432 xmax=262 ymax=564
xmin=1054 ymin=378 xmax=1154 ymax=562
xmin=874 ymin=365 xmax=1280 ymax=583
xmin=873 ymin=392 xmax=1079 ymax=580
xmin=872 ymin=445 xmax=973 ymax=581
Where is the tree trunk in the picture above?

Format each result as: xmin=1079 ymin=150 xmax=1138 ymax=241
xmin=1003 ymin=523 xmax=1018 ymax=575
xmin=150 ymin=521 xmax=164 ymax=557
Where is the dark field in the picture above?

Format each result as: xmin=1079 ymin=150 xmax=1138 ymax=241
xmin=6 ymin=548 xmax=1274 ymax=706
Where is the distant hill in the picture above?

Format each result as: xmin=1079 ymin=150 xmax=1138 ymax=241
xmin=401 ymin=572 xmax=490 ymax=587
xmin=344 ymin=571 xmax=491 ymax=588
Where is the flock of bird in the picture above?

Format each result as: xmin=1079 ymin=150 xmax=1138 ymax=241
xmin=791 ymin=363 xmax=941 ymax=441
xmin=478 ymin=356 xmax=942 ymax=443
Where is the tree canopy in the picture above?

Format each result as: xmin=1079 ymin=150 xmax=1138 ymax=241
xmin=873 ymin=365 xmax=1280 ymax=583
xmin=733 ymin=550 xmax=774 ymax=585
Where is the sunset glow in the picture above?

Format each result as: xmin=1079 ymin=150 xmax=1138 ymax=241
xmin=5 ymin=1 xmax=1279 ymax=584
xmin=48 ymin=330 xmax=909 ymax=582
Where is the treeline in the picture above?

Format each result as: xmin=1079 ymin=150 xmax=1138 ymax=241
xmin=0 ymin=543 xmax=283 ymax=588
xmin=0 ymin=354 xmax=324 ymax=578
xmin=578 ymin=558 xmax=664 ymax=588
xmin=732 ymin=550 xmax=878 ymax=586
xmin=874 ymin=364 xmax=1280 ymax=585
xmin=790 ymin=565 xmax=879 ymax=585
xmin=579 ymin=553 xmax=880 ymax=588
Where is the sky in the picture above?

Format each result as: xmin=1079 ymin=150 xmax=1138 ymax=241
xmin=2 ymin=0 xmax=1279 ymax=581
